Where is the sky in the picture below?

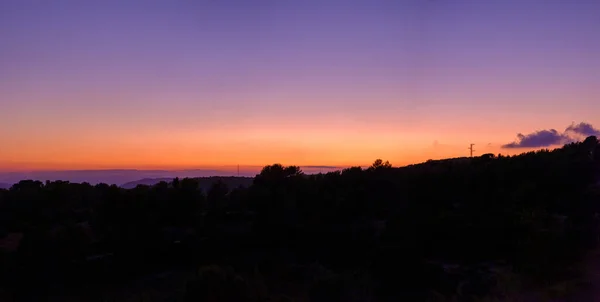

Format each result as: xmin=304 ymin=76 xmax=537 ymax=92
xmin=1 ymin=0 xmax=599 ymax=171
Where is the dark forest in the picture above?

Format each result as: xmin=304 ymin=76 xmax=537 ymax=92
xmin=1 ymin=136 xmax=599 ymax=301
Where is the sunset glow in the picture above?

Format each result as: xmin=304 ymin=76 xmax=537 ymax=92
xmin=1 ymin=0 xmax=599 ymax=171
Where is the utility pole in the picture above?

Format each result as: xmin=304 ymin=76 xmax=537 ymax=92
xmin=237 ymin=164 xmax=240 ymax=176
xmin=468 ymin=144 xmax=475 ymax=157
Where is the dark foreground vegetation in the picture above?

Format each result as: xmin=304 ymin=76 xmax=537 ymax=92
xmin=1 ymin=136 xmax=600 ymax=301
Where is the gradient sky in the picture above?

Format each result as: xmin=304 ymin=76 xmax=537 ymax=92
xmin=1 ymin=0 xmax=599 ymax=171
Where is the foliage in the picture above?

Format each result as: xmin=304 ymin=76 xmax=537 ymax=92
xmin=0 ymin=137 xmax=599 ymax=300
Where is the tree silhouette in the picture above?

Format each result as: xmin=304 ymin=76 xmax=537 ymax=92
xmin=369 ymin=158 xmax=392 ymax=170
xmin=0 ymin=137 xmax=599 ymax=300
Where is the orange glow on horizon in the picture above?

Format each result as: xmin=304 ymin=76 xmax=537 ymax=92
xmin=0 ymin=130 xmax=537 ymax=172
xmin=1 ymin=105 xmax=594 ymax=172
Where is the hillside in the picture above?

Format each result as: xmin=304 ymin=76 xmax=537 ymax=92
xmin=121 ymin=176 xmax=254 ymax=190
xmin=1 ymin=136 xmax=599 ymax=301
xmin=120 ymin=178 xmax=175 ymax=188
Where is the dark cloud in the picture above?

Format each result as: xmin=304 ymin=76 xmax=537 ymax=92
xmin=565 ymin=122 xmax=600 ymax=137
xmin=502 ymin=122 xmax=599 ymax=149
xmin=302 ymin=165 xmax=339 ymax=169
xmin=502 ymin=129 xmax=568 ymax=149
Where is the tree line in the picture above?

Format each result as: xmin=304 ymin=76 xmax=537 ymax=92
xmin=0 ymin=136 xmax=599 ymax=301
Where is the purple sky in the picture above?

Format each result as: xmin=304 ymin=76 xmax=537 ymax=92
xmin=1 ymin=0 xmax=599 ymax=171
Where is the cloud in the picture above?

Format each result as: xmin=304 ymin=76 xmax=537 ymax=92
xmin=502 ymin=129 xmax=568 ymax=148
xmin=502 ymin=122 xmax=599 ymax=149
xmin=565 ymin=122 xmax=600 ymax=137
xmin=302 ymin=165 xmax=339 ymax=169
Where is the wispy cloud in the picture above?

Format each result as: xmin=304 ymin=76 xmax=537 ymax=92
xmin=501 ymin=122 xmax=599 ymax=149
xmin=302 ymin=165 xmax=340 ymax=169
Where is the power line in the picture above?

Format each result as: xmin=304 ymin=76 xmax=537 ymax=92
xmin=468 ymin=144 xmax=475 ymax=157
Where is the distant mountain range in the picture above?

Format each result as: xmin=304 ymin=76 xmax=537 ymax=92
xmin=120 ymin=176 xmax=254 ymax=190
xmin=0 ymin=169 xmax=257 ymax=186
xmin=120 ymin=178 xmax=174 ymax=188
xmin=0 ymin=166 xmax=342 ymax=186
xmin=0 ymin=176 xmax=254 ymax=191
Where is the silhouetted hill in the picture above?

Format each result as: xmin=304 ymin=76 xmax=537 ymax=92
xmin=407 ymin=156 xmax=472 ymax=167
xmin=120 ymin=178 xmax=173 ymax=189
xmin=0 ymin=169 xmax=254 ymax=185
xmin=1 ymin=136 xmax=599 ymax=301
xmin=0 ymin=167 xmax=342 ymax=186
xmin=121 ymin=176 xmax=254 ymax=190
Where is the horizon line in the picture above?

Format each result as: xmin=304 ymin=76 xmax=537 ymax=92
xmin=0 ymin=165 xmax=352 ymax=173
